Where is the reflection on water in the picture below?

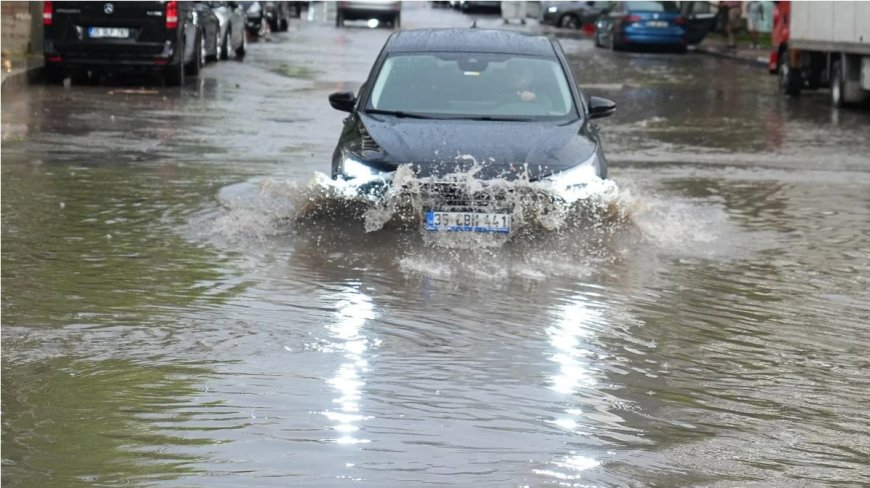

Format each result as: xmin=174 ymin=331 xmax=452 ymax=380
xmin=535 ymin=296 xmax=602 ymax=483
xmin=323 ymin=288 xmax=377 ymax=445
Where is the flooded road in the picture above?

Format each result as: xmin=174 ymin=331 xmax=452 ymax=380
xmin=3 ymin=4 xmax=870 ymax=487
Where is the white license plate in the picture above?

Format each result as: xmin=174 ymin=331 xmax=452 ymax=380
xmin=646 ymin=20 xmax=668 ymax=28
xmin=425 ymin=211 xmax=511 ymax=233
xmin=88 ymin=27 xmax=130 ymax=38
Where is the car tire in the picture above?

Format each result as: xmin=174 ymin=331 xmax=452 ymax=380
xmin=831 ymin=61 xmax=845 ymax=108
xmin=235 ymin=31 xmax=247 ymax=58
xmin=559 ymin=14 xmax=581 ymax=29
xmin=779 ymin=54 xmax=801 ymax=96
xmin=186 ymin=32 xmax=203 ymax=76
xmin=220 ymin=29 xmax=230 ymax=60
xmin=207 ymin=31 xmax=219 ymax=62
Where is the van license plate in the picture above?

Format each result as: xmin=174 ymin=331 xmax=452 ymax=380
xmin=88 ymin=27 xmax=130 ymax=38
xmin=425 ymin=211 xmax=511 ymax=233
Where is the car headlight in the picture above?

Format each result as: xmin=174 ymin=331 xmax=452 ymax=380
xmin=545 ymin=151 xmax=602 ymax=201
xmin=341 ymin=154 xmax=393 ymax=182
xmin=548 ymin=6 xmax=558 ymax=13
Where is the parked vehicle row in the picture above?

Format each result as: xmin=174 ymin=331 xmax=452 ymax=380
xmin=42 ymin=1 xmax=256 ymax=86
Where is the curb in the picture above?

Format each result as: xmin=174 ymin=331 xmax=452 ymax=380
xmin=1 ymin=64 xmax=44 ymax=90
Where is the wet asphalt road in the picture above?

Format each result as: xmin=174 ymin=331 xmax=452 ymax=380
xmin=3 ymin=3 xmax=870 ymax=487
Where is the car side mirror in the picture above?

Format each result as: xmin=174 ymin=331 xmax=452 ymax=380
xmin=588 ymin=96 xmax=616 ymax=119
xmin=329 ymin=91 xmax=356 ymax=113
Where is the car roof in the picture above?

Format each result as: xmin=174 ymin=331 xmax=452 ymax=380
xmin=385 ymin=28 xmax=558 ymax=57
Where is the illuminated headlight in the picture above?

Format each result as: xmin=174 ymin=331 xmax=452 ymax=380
xmin=247 ymin=2 xmax=261 ymax=14
xmin=545 ymin=151 xmax=601 ymax=199
xmin=548 ymin=6 xmax=558 ymax=13
xmin=341 ymin=155 xmax=393 ymax=182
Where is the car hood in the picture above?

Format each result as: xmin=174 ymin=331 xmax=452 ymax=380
xmin=358 ymin=113 xmax=596 ymax=181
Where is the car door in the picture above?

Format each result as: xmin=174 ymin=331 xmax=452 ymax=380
xmin=681 ymin=1 xmax=717 ymax=44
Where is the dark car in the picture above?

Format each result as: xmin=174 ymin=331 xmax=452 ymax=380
xmin=42 ymin=1 xmax=203 ymax=85
xmin=336 ymin=1 xmax=402 ymax=28
xmin=594 ymin=1 xmax=706 ymax=52
xmin=327 ymin=28 xmax=616 ymax=234
xmin=541 ymin=1 xmax=610 ymax=30
xmin=241 ymin=1 xmax=294 ymax=36
xmin=193 ymin=1 xmax=221 ymax=62
xmin=208 ymin=1 xmax=247 ymax=59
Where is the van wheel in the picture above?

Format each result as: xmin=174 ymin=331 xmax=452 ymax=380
xmin=166 ymin=59 xmax=184 ymax=87
xmin=44 ymin=65 xmax=65 ymax=84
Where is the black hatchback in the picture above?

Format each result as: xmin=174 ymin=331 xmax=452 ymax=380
xmin=328 ymin=28 xmax=616 ymax=234
xmin=43 ymin=1 xmax=201 ymax=85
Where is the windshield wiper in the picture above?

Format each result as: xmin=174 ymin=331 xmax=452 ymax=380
xmin=365 ymin=109 xmax=438 ymax=119
xmin=450 ymin=115 xmax=535 ymax=122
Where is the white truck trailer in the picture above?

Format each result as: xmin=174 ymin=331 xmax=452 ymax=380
xmin=780 ymin=1 xmax=870 ymax=107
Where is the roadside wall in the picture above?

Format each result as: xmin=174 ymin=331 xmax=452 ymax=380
xmin=1 ymin=2 xmax=43 ymax=57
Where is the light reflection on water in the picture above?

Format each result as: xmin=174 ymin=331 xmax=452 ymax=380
xmin=536 ymin=296 xmax=603 ymax=483
xmin=323 ymin=287 xmax=377 ymax=446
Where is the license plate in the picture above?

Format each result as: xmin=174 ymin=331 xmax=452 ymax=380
xmin=88 ymin=27 xmax=130 ymax=38
xmin=646 ymin=20 xmax=668 ymax=28
xmin=424 ymin=211 xmax=511 ymax=233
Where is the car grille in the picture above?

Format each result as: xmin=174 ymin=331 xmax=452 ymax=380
xmin=418 ymin=182 xmax=559 ymax=213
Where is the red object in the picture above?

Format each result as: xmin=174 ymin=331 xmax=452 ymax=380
xmin=43 ymin=1 xmax=53 ymax=25
xmin=772 ymin=1 xmax=790 ymax=48
xmin=165 ymin=1 xmax=178 ymax=29
xmin=154 ymin=58 xmax=169 ymax=65
xmin=622 ymin=15 xmax=641 ymax=23
xmin=47 ymin=55 xmax=62 ymax=62
xmin=674 ymin=16 xmax=687 ymax=25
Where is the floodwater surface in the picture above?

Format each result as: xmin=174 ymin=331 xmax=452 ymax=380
xmin=2 ymin=4 xmax=869 ymax=487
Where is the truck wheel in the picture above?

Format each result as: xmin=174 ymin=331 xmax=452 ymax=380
xmin=831 ymin=61 xmax=846 ymax=108
xmin=779 ymin=57 xmax=801 ymax=96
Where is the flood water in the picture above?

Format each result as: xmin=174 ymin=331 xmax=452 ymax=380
xmin=3 ymin=4 xmax=870 ymax=487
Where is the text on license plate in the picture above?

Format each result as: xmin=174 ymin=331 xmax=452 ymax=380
xmin=646 ymin=20 xmax=668 ymax=28
xmin=89 ymin=27 xmax=130 ymax=38
xmin=425 ymin=211 xmax=511 ymax=233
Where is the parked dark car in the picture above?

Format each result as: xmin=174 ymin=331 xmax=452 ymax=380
xmin=327 ymin=28 xmax=616 ymax=234
xmin=241 ymin=1 xmax=294 ymax=36
xmin=193 ymin=1 xmax=221 ymax=62
xmin=336 ymin=1 xmax=402 ymax=28
xmin=208 ymin=1 xmax=246 ymax=59
xmin=42 ymin=1 xmax=203 ymax=85
xmin=541 ymin=1 xmax=610 ymax=30
xmin=594 ymin=1 xmax=689 ymax=52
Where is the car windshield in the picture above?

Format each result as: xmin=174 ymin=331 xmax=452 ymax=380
xmin=625 ymin=1 xmax=679 ymax=13
xmin=366 ymin=53 xmax=577 ymax=120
